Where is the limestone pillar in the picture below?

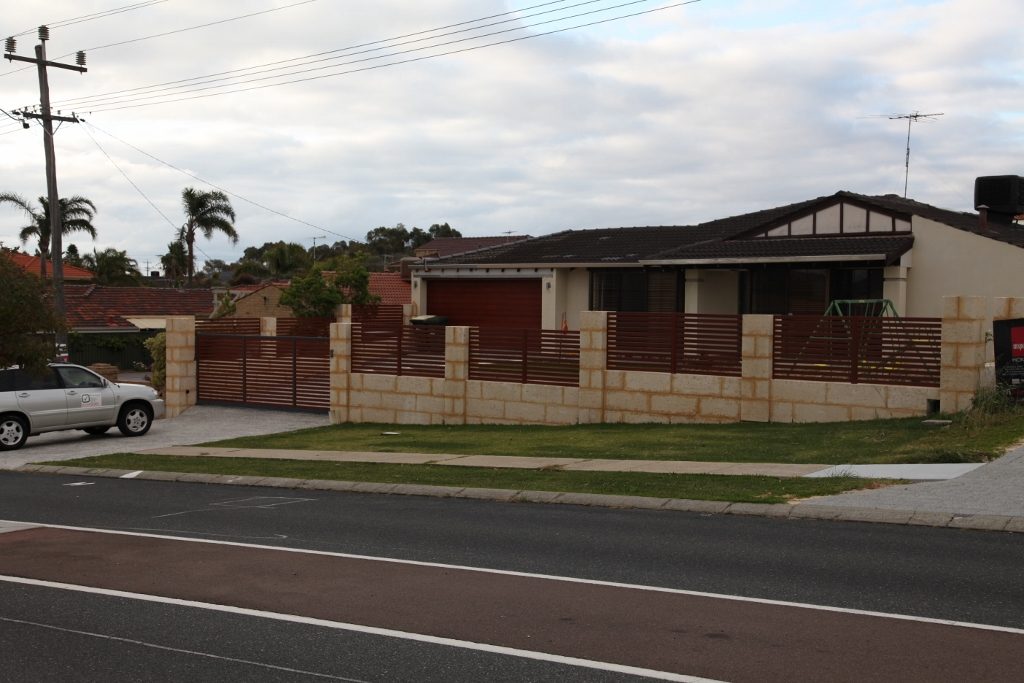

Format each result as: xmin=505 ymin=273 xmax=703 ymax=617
xmin=939 ymin=296 xmax=989 ymax=413
xmin=578 ymin=311 xmax=607 ymax=424
xmin=164 ymin=316 xmax=196 ymax=418
xmin=329 ymin=322 xmax=352 ymax=424
xmin=740 ymin=314 xmax=773 ymax=422
xmin=442 ymin=326 xmax=469 ymax=424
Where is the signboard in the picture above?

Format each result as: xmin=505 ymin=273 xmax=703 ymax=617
xmin=992 ymin=318 xmax=1024 ymax=400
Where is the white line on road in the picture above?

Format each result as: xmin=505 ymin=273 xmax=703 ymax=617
xmin=0 ymin=614 xmax=366 ymax=682
xmin=4 ymin=518 xmax=1024 ymax=637
xmin=0 ymin=576 xmax=719 ymax=683
xmin=119 ymin=470 xmax=144 ymax=479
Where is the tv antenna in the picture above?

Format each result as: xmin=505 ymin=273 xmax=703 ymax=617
xmin=863 ymin=111 xmax=944 ymax=197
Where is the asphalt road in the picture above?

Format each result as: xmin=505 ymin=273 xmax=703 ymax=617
xmin=1 ymin=472 xmax=1023 ymax=681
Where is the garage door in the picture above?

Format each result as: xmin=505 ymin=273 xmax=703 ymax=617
xmin=426 ymin=278 xmax=542 ymax=328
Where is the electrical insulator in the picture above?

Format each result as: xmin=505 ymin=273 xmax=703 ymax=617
xmin=76 ymin=51 xmax=86 ymax=66
xmin=38 ymin=25 xmax=49 ymax=42
xmin=4 ymin=37 xmax=15 ymax=54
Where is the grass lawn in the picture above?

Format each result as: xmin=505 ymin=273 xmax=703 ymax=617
xmin=202 ymin=411 xmax=1024 ymax=464
xmin=49 ymin=453 xmax=890 ymax=504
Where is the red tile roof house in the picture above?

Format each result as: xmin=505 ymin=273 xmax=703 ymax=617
xmin=228 ymin=272 xmax=412 ymax=318
xmin=6 ymin=250 xmax=95 ymax=280
xmin=64 ymin=284 xmax=215 ymax=368
xmin=409 ymin=177 xmax=1024 ymax=330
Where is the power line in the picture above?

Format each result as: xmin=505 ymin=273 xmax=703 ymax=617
xmin=6 ymin=1 xmax=168 ymax=39
xmin=82 ymin=120 xmax=362 ymax=243
xmin=74 ymin=0 xmax=701 ymax=112
xmin=53 ymin=0 xmax=583 ymax=106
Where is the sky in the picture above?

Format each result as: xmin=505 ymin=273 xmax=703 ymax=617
xmin=1 ymin=0 xmax=1022 ymax=274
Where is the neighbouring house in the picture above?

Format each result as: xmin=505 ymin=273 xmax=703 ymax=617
xmin=65 ymin=284 xmax=215 ymax=367
xmin=228 ymin=272 xmax=412 ymax=318
xmin=7 ymin=250 xmax=95 ymax=280
xmin=412 ymin=235 xmax=531 ymax=259
xmin=411 ymin=177 xmax=1024 ymax=329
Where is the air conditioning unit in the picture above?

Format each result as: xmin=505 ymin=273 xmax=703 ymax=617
xmin=974 ymin=175 xmax=1024 ymax=217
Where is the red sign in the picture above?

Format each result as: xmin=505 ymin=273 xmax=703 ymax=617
xmin=1013 ymin=327 xmax=1024 ymax=358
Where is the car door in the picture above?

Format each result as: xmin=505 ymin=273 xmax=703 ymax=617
xmin=56 ymin=366 xmax=117 ymax=427
xmin=13 ymin=368 xmax=68 ymax=431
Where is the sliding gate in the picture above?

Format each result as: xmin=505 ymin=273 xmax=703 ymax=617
xmin=196 ymin=333 xmax=330 ymax=412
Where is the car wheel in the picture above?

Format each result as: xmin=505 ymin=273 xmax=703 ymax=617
xmin=83 ymin=426 xmax=111 ymax=436
xmin=117 ymin=403 xmax=153 ymax=437
xmin=0 ymin=415 xmax=29 ymax=451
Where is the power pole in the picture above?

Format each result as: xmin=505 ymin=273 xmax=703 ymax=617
xmin=4 ymin=27 xmax=87 ymax=345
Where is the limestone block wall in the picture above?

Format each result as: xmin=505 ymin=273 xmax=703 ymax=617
xmin=940 ymin=295 xmax=989 ymax=413
xmin=770 ymin=380 xmax=935 ymax=423
xmin=465 ymin=380 xmax=579 ymax=425
xmin=164 ymin=316 xmax=196 ymax=418
xmin=602 ymin=370 xmax=740 ymax=424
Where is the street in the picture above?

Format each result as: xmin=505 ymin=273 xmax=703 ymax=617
xmin=1 ymin=471 xmax=1023 ymax=681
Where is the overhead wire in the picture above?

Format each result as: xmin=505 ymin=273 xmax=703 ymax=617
xmin=79 ymin=0 xmax=700 ymax=113
xmin=53 ymin=0 xmax=583 ymax=106
xmin=82 ymin=120 xmax=361 ymax=243
xmin=6 ymin=1 xmax=168 ymax=38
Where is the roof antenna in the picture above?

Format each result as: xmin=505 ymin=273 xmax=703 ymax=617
xmin=862 ymin=111 xmax=944 ymax=197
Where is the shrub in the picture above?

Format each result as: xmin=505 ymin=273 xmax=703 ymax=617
xmin=144 ymin=332 xmax=166 ymax=392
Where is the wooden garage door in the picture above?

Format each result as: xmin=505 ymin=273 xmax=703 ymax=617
xmin=427 ymin=279 xmax=541 ymax=328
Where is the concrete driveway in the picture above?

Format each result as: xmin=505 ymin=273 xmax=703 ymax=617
xmin=0 ymin=405 xmax=329 ymax=470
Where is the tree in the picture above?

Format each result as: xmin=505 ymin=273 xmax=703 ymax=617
xmin=280 ymin=255 xmax=377 ymax=317
xmin=261 ymin=241 xmax=310 ymax=277
xmin=81 ymin=248 xmax=142 ymax=286
xmin=64 ymin=244 xmax=84 ymax=267
xmin=0 ymin=252 xmax=64 ymax=369
xmin=161 ymin=241 xmax=188 ymax=287
xmin=428 ymin=222 xmax=461 ymax=240
xmin=180 ymin=187 xmax=237 ymax=286
xmin=365 ymin=223 xmax=411 ymax=257
xmin=0 ymin=193 xmax=97 ymax=278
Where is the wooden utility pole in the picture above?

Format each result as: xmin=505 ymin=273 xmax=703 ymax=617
xmin=4 ymin=28 xmax=86 ymax=344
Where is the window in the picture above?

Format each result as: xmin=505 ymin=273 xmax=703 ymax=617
xmin=56 ymin=366 xmax=105 ymax=389
xmin=11 ymin=369 xmax=61 ymax=391
xmin=590 ymin=270 xmax=681 ymax=312
xmin=744 ymin=267 xmax=881 ymax=315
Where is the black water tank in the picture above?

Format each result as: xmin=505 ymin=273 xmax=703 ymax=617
xmin=974 ymin=175 xmax=1024 ymax=216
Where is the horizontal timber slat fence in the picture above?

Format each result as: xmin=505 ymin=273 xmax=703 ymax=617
xmin=277 ymin=317 xmax=334 ymax=338
xmin=469 ymin=327 xmax=580 ymax=387
xmin=772 ymin=315 xmax=942 ymax=387
xmin=196 ymin=333 xmax=330 ymax=411
xmin=351 ymin=324 xmax=446 ymax=378
xmin=196 ymin=318 xmax=261 ymax=335
xmin=352 ymin=304 xmax=405 ymax=327
xmin=607 ymin=312 xmax=742 ymax=377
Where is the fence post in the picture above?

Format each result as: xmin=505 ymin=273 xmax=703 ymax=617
xmin=260 ymin=316 xmax=276 ymax=337
xmin=740 ymin=314 xmax=773 ymax=422
xmin=292 ymin=337 xmax=298 ymax=407
xmin=521 ymin=329 xmax=529 ymax=384
xmin=849 ymin=317 xmax=861 ymax=385
xmin=329 ymin=322 xmax=352 ymax=424
xmin=578 ymin=311 xmax=608 ymax=424
xmin=337 ymin=303 xmax=352 ymax=325
xmin=940 ymin=296 xmax=989 ymax=413
xmin=396 ymin=328 xmax=404 ymax=376
xmin=164 ymin=316 xmax=196 ymax=418
xmin=402 ymin=303 xmax=414 ymax=326
xmin=442 ymin=326 xmax=469 ymax=424
xmin=670 ymin=314 xmax=680 ymax=374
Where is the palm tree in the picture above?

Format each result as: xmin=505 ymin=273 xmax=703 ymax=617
xmin=180 ymin=187 xmax=237 ymax=286
xmin=81 ymin=248 xmax=141 ymax=286
xmin=0 ymin=193 xmax=97 ymax=278
xmin=161 ymin=240 xmax=188 ymax=287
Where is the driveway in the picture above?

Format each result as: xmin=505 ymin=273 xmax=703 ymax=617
xmin=0 ymin=405 xmax=329 ymax=470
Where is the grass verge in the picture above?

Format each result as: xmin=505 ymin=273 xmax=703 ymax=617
xmin=48 ymin=453 xmax=890 ymax=504
xmin=201 ymin=412 xmax=1024 ymax=464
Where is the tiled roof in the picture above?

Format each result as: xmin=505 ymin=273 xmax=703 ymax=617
xmin=5 ymin=251 xmax=95 ymax=280
xmin=415 ymin=236 xmax=531 ymax=258
xmin=653 ymin=234 xmax=914 ymax=264
xmin=65 ymin=284 xmax=215 ymax=330
xmin=369 ymin=271 xmax=411 ymax=305
xmin=429 ymin=191 xmax=1022 ymax=266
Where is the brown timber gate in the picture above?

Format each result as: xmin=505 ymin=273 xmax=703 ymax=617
xmin=196 ymin=333 xmax=330 ymax=412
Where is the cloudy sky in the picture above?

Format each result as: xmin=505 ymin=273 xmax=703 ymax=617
xmin=1 ymin=0 xmax=1022 ymax=272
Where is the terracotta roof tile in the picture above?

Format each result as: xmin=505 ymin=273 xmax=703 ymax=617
xmin=64 ymin=284 xmax=214 ymax=330
xmin=369 ymin=271 xmax=411 ymax=305
xmin=5 ymin=251 xmax=95 ymax=280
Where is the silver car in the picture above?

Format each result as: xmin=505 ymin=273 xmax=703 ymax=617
xmin=0 ymin=363 xmax=165 ymax=451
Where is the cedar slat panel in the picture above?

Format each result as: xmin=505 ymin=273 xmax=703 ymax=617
xmin=772 ymin=315 xmax=940 ymax=387
xmin=352 ymin=305 xmax=405 ymax=327
xmin=277 ymin=317 xmax=334 ymax=337
xmin=469 ymin=328 xmax=579 ymax=387
xmin=196 ymin=318 xmax=261 ymax=335
xmin=607 ymin=312 xmax=742 ymax=377
xmin=196 ymin=333 xmax=329 ymax=411
xmin=351 ymin=325 xmax=446 ymax=378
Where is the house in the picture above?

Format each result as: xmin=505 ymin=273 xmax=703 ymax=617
xmin=410 ymin=177 xmax=1024 ymax=329
xmin=413 ymin=235 xmax=531 ymax=259
xmin=7 ymin=250 xmax=95 ymax=280
xmin=229 ymin=272 xmax=412 ymax=318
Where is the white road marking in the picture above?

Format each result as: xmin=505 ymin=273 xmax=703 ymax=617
xmin=120 ymin=471 xmax=144 ymax=479
xmin=153 ymin=496 xmax=316 ymax=519
xmin=63 ymin=482 xmax=94 ymax=487
xmin=0 ymin=615 xmax=365 ymax=682
xmin=0 ymin=576 xmax=717 ymax=683
xmin=3 ymin=518 xmax=1024 ymax=637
